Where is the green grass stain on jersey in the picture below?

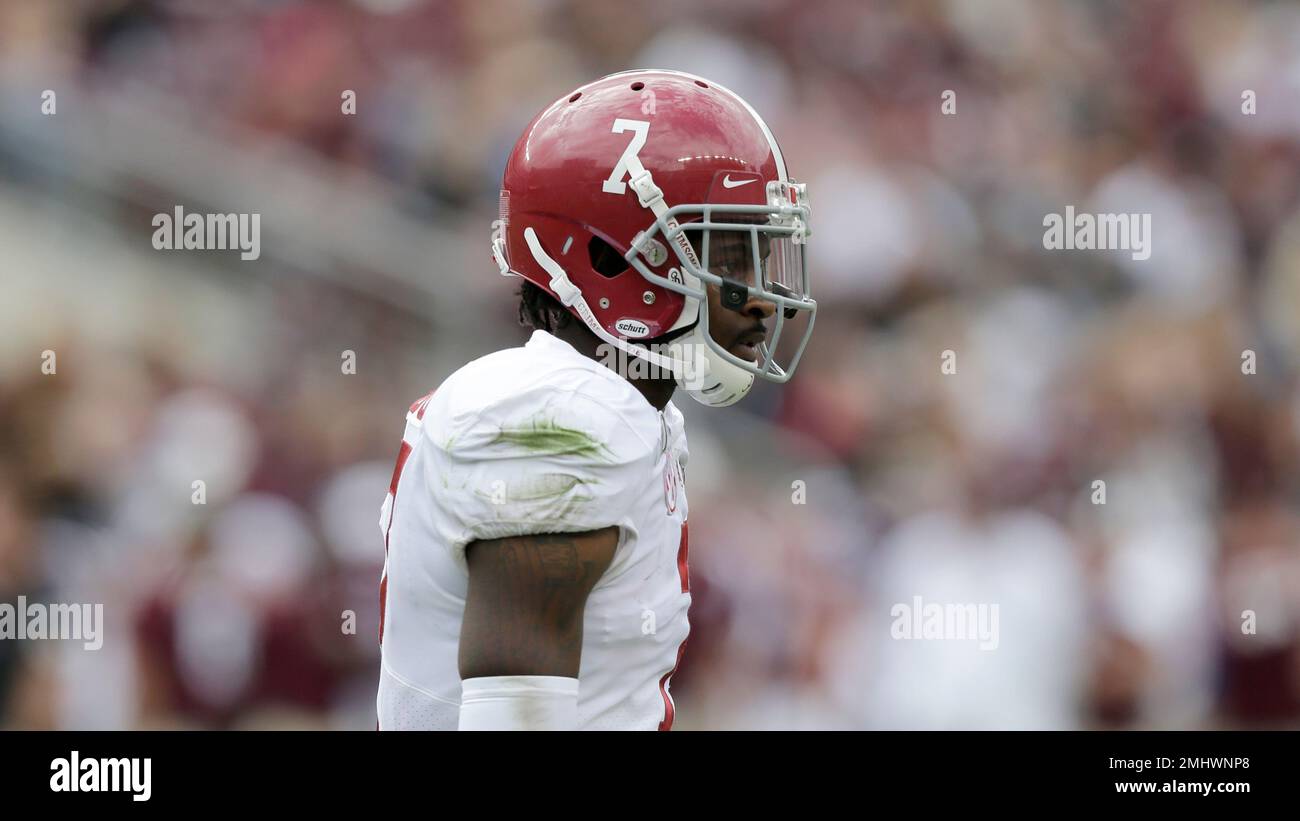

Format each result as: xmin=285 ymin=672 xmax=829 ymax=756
xmin=490 ymin=417 xmax=610 ymax=462
xmin=473 ymin=473 xmax=596 ymax=504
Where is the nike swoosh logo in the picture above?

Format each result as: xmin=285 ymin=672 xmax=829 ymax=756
xmin=722 ymin=175 xmax=756 ymax=189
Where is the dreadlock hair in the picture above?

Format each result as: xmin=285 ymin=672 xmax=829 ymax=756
xmin=517 ymin=279 xmax=574 ymax=333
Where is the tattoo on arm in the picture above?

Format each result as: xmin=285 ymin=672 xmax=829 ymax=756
xmin=460 ymin=527 xmax=618 ymax=679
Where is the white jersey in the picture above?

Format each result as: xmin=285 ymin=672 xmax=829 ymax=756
xmin=376 ymin=329 xmax=691 ymax=730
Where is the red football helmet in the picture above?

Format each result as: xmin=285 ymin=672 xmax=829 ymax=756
xmin=491 ymin=69 xmax=815 ymax=407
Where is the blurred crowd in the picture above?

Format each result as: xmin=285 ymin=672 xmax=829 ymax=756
xmin=2 ymin=0 xmax=1300 ymax=729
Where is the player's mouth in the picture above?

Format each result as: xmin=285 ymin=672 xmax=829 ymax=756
xmin=731 ymin=325 xmax=768 ymax=362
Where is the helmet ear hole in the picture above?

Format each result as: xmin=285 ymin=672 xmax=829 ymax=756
xmin=588 ymin=236 xmax=630 ymax=278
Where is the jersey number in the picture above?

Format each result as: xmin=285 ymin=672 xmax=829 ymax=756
xmin=658 ymin=520 xmax=690 ymax=731
xmin=379 ymin=391 xmax=434 ymax=645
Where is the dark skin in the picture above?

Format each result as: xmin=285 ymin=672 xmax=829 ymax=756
xmin=460 ymin=233 xmax=777 ymax=682
xmin=460 ymin=529 xmax=618 ymax=678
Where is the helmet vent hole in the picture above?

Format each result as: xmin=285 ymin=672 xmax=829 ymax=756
xmin=630 ymin=81 xmax=644 ymax=91
xmin=588 ymin=236 xmax=629 ymax=279
xmin=694 ymin=80 xmax=708 ymax=88
xmin=569 ymin=92 xmax=582 ymax=103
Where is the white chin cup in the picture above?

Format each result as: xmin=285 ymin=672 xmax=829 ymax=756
xmin=674 ymin=321 xmax=755 ymax=408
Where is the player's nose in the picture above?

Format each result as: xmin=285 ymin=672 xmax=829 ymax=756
xmin=742 ymin=292 xmax=777 ymax=320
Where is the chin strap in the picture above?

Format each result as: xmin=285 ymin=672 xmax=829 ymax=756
xmin=620 ymin=159 xmax=758 ymax=406
xmin=624 ymin=156 xmax=708 ymax=336
xmin=524 ymin=227 xmax=691 ymax=381
xmin=675 ymin=321 xmax=755 ymax=407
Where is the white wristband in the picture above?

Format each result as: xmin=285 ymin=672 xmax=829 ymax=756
xmin=458 ymin=675 xmax=580 ymax=731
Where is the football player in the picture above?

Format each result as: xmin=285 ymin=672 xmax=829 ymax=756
xmin=376 ymin=70 xmax=815 ymax=730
